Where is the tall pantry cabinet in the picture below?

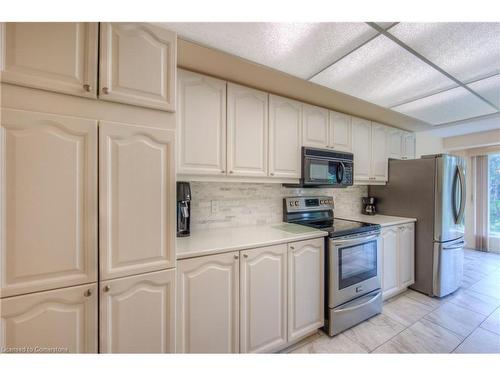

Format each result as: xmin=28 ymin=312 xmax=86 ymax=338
xmin=0 ymin=22 xmax=177 ymax=353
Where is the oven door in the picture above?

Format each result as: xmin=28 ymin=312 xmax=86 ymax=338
xmin=329 ymin=233 xmax=381 ymax=308
xmin=304 ymin=156 xmax=345 ymax=186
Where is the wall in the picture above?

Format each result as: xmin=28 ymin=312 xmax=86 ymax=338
xmin=415 ymin=130 xmax=444 ymax=158
xmin=444 ymin=129 xmax=500 ymax=151
xmin=188 ymin=182 xmax=367 ymax=230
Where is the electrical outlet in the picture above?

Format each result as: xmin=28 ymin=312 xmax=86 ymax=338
xmin=211 ymin=200 xmax=219 ymax=214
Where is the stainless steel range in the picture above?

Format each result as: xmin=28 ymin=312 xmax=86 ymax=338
xmin=283 ymin=196 xmax=383 ymax=336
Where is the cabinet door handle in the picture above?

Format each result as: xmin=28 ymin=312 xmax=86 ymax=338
xmin=102 ymin=87 xmax=109 ymax=95
xmin=84 ymin=289 xmax=92 ymax=297
xmin=234 ymin=255 xmax=239 ymax=260
xmin=243 ymin=254 xmax=248 ymax=258
xmin=270 ymin=172 xmax=275 ymax=176
xmin=221 ymin=170 xmax=225 ymax=173
xmin=83 ymin=84 xmax=92 ymax=92
xmin=290 ymin=246 xmax=295 ymax=250
xmin=103 ymin=285 xmax=110 ymax=292
xmin=229 ymin=171 xmax=234 ymax=174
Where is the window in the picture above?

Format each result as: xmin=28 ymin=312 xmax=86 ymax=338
xmin=490 ymin=154 xmax=500 ymax=235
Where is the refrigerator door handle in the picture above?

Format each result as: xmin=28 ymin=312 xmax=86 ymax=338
xmin=457 ymin=165 xmax=466 ymax=224
xmin=443 ymin=240 xmax=466 ymax=251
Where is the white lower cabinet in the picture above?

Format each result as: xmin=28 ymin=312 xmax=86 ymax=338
xmin=288 ymin=238 xmax=324 ymax=342
xmin=99 ymin=269 xmax=175 ymax=353
xmin=240 ymin=245 xmax=287 ymax=353
xmin=0 ymin=284 xmax=98 ymax=353
xmin=381 ymin=223 xmax=415 ymax=300
xmin=177 ymin=251 xmax=240 ymax=353
xmin=176 ymin=238 xmax=325 ymax=353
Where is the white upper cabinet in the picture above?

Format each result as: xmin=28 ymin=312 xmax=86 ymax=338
xmin=99 ymin=23 xmax=176 ymax=111
xmin=177 ymin=69 xmax=227 ymax=175
xmin=287 ymin=238 xmax=324 ymax=342
xmin=302 ymin=103 xmax=329 ymax=149
xmin=227 ymin=83 xmax=268 ymax=177
xmin=99 ymin=269 xmax=175 ymax=353
xmin=177 ymin=252 xmax=240 ymax=353
xmin=99 ymin=122 xmax=175 ymax=281
xmin=1 ymin=283 xmax=98 ymax=353
xmin=329 ymin=111 xmax=352 ymax=152
xmin=371 ymin=122 xmax=388 ymax=182
xmin=269 ymin=95 xmax=302 ymax=178
xmin=0 ymin=22 xmax=98 ymax=98
xmin=240 ymin=245 xmax=287 ymax=353
xmin=403 ymin=133 xmax=416 ymax=160
xmin=351 ymin=116 xmax=372 ymax=181
xmin=388 ymin=128 xmax=404 ymax=159
xmin=0 ymin=109 xmax=97 ymax=298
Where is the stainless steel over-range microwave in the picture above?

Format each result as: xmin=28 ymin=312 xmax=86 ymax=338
xmin=287 ymin=147 xmax=354 ymax=188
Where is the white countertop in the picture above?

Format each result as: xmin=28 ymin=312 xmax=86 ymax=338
xmin=176 ymin=223 xmax=328 ymax=260
xmin=337 ymin=213 xmax=416 ymax=227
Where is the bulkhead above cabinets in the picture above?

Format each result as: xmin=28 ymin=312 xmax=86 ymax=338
xmin=176 ymin=68 xmax=416 ymax=185
xmin=0 ymin=22 xmax=177 ymax=111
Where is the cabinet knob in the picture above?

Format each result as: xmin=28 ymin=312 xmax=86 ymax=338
xmin=290 ymin=246 xmax=295 ymax=250
xmin=229 ymin=171 xmax=234 ymax=174
xmin=83 ymin=84 xmax=92 ymax=92
xmin=84 ymin=289 xmax=92 ymax=297
xmin=221 ymin=170 xmax=225 ymax=173
xmin=234 ymin=255 xmax=239 ymax=260
xmin=102 ymin=87 xmax=109 ymax=95
xmin=103 ymin=285 xmax=110 ymax=292
xmin=270 ymin=173 xmax=275 ymax=176
xmin=243 ymin=254 xmax=248 ymax=258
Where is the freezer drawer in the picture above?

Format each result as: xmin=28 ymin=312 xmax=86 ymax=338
xmin=432 ymin=238 xmax=465 ymax=297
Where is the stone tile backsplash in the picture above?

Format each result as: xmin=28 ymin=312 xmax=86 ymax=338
xmin=188 ymin=182 xmax=368 ymax=230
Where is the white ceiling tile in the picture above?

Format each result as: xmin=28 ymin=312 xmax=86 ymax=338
xmin=389 ymin=23 xmax=500 ymax=82
xmin=376 ymin=22 xmax=398 ymax=30
xmin=309 ymin=35 xmax=456 ymax=107
xmin=391 ymin=86 xmax=497 ymax=125
xmin=161 ymin=22 xmax=378 ymax=79
xmin=467 ymin=74 xmax=500 ymax=108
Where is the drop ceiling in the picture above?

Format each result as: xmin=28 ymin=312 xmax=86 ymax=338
xmin=164 ymin=22 xmax=500 ymax=136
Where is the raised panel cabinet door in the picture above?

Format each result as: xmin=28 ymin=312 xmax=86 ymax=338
xmin=403 ymin=133 xmax=416 ymax=160
xmin=399 ymin=223 xmax=415 ymax=288
xmin=351 ymin=117 xmax=372 ymax=181
xmin=302 ymin=103 xmax=329 ymax=149
xmin=240 ymin=245 xmax=287 ymax=353
xmin=99 ymin=269 xmax=175 ymax=353
xmin=227 ymin=83 xmax=268 ymax=177
xmin=268 ymin=94 xmax=302 ymax=178
xmin=0 ymin=22 xmax=98 ymax=98
xmin=371 ymin=123 xmax=388 ymax=182
xmin=381 ymin=227 xmax=399 ymax=300
xmin=177 ymin=69 xmax=227 ymax=175
xmin=99 ymin=23 xmax=176 ymax=111
xmin=388 ymin=129 xmax=404 ymax=159
xmin=177 ymin=252 xmax=240 ymax=353
xmin=329 ymin=111 xmax=352 ymax=152
xmin=0 ymin=283 xmax=98 ymax=353
xmin=288 ymin=238 xmax=324 ymax=342
xmin=99 ymin=122 xmax=175 ymax=281
xmin=0 ymin=109 xmax=97 ymax=298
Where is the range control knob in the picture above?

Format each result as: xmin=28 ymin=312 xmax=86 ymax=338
xmin=294 ymin=201 xmax=299 ymax=206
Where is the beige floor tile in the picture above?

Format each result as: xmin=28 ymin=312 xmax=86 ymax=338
xmin=403 ymin=289 xmax=449 ymax=309
xmin=454 ymin=328 xmax=500 ymax=353
xmin=291 ymin=332 xmax=367 ymax=353
xmin=448 ymin=288 xmax=500 ymax=316
xmin=423 ymin=302 xmax=487 ymax=338
xmin=342 ymin=313 xmax=405 ymax=352
xmin=481 ymin=307 xmax=500 ymax=335
xmin=373 ymin=319 xmax=462 ymax=353
xmin=381 ymin=295 xmax=435 ymax=327
xmin=470 ymin=279 xmax=500 ymax=299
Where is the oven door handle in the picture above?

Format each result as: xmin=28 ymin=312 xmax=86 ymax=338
xmin=332 ymin=234 xmax=379 ymax=245
xmin=334 ymin=291 xmax=382 ymax=313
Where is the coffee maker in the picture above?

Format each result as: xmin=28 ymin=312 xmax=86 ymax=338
xmin=177 ymin=182 xmax=191 ymax=237
xmin=362 ymin=197 xmax=376 ymax=215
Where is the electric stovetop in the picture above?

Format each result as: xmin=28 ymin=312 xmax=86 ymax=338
xmin=303 ymin=218 xmax=380 ymax=238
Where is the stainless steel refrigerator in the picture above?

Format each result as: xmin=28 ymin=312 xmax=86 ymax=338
xmin=370 ymin=154 xmax=466 ymax=297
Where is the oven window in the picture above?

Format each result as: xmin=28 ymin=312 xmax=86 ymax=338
xmin=338 ymin=240 xmax=377 ymax=289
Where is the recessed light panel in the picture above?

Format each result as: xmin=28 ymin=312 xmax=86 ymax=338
xmin=467 ymin=74 xmax=500 ymax=108
xmin=391 ymin=86 xmax=497 ymax=125
xmin=309 ymin=35 xmax=456 ymax=107
xmin=389 ymin=22 xmax=500 ymax=82
xmin=162 ymin=22 xmax=378 ymax=79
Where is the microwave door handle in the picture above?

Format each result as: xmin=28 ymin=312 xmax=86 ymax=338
xmin=337 ymin=162 xmax=345 ymax=183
